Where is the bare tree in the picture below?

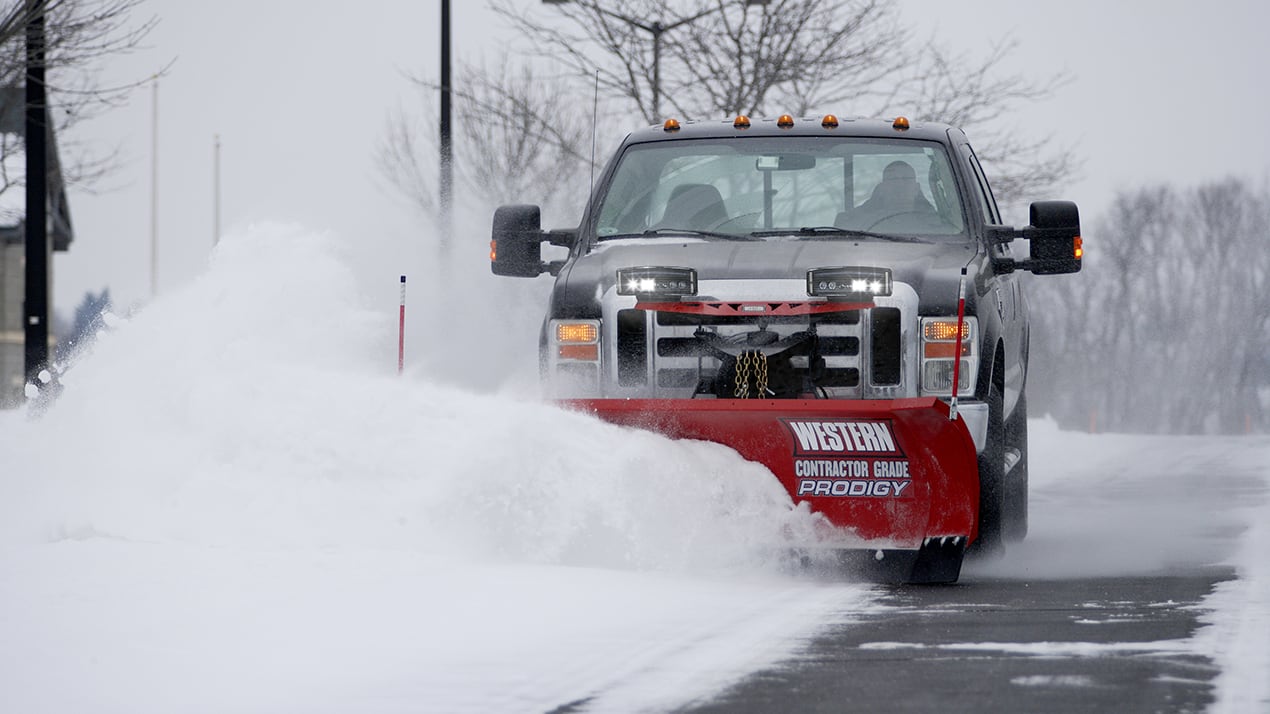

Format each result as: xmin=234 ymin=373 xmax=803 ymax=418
xmin=0 ymin=0 xmax=160 ymax=211
xmin=383 ymin=0 xmax=1077 ymax=253
xmin=378 ymin=58 xmax=594 ymax=227
xmin=491 ymin=0 xmax=906 ymax=122
xmin=900 ymin=40 xmax=1076 ymax=213
xmin=1028 ymin=178 xmax=1270 ymax=434
xmin=484 ymin=0 xmax=1074 ymax=205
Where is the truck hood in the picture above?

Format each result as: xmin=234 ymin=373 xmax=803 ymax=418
xmin=554 ymin=237 xmax=979 ymax=313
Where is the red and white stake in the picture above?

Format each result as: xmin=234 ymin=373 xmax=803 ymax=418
xmin=949 ymin=267 xmax=967 ymax=422
xmin=398 ymin=275 xmax=406 ymax=375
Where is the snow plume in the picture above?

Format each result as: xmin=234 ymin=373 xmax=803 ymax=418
xmin=0 ymin=222 xmax=821 ymax=571
xmin=0 ymin=224 xmax=866 ymax=713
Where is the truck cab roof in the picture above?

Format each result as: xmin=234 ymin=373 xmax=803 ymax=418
xmin=619 ymin=115 xmax=957 ymax=146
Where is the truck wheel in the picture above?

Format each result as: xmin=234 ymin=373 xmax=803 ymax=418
xmin=1003 ymin=391 xmax=1029 ymax=542
xmin=969 ymin=380 xmax=1005 ymax=557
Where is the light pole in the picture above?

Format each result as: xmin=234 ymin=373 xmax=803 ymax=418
xmin=439 ymin=0 xmax=452 ymax=258
xmin=24 ymin=0 xmax=49 ymax=386
xmin=213 ymin=134 xmax=221 ymax=246
xmin=542 ymin=1 xmax=769 ymax=121
xmin=150 ymin=75 xmax=159 ymax=297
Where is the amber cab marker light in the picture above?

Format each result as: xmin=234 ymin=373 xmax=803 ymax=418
xmin=821 ymin=114 xmax=839 ymax=129
xmin=892 ymin=116 xmax=910 ymax=131
xmin=1074 ymin=236 xmax=1084 ymax=259
xmin=777 ymin=114 xmax=795 ymax=128
xmin=733 ymin=115 xmax=751 ymax=129
xmin=663 ymin=118 xmax=681 ymax=132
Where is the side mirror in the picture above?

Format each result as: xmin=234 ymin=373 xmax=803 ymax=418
xmin=985 ymin=201 xmax=1083 ymax=276
xmin=1024 ymin=200 xmax=1082 ymax=275
xmin=491 ymin=205 xmax=545 ymax=277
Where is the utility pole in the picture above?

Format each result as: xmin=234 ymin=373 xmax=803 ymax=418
xmin=439 ymin=0 xmax=452 ymax=258
xmin=213 ymin=134 xmax=221 ymax=246
xmin=24 ymin=0 xmax=50 ymax=386
xmin=150 ymin=76 xmax=159 ymax=296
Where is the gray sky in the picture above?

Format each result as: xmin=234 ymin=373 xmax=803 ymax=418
xmin=54 ymin=0 xmax=1270 ymax=311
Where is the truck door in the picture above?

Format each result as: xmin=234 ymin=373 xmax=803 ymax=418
xmin=958 ymin=142 xmax=1024 ymax=409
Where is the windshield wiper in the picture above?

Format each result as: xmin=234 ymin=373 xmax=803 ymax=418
xmin=750 ymin=226 xmax=927 ymax=243
xmin=599 ymin=228 xmax=760 ymax=242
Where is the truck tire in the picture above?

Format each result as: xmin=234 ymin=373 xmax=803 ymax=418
xmin=969 ymin=379 xmax=1005 ymax=557
xmin=1004 ymin=391 xmax=1029 ymax=542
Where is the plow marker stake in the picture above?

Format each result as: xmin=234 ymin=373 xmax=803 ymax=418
xmin=398 ymin=275 xmax=406 ymax=375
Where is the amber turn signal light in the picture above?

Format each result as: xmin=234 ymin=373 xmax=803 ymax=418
xmin=556 ymin=322 xmax=599 ymax=344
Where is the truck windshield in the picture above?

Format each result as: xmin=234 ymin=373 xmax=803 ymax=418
xmin=595 ymin=137 xmax=967 ymax=241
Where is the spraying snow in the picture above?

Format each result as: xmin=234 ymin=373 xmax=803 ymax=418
xmin=0 ymin=223 xmax=869 ymax=713
xmin=2 ymin=223 xmax=826 ymax=566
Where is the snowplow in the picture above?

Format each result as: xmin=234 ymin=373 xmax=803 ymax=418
xmin=490 ymin=114 xmax=1081 ymax=583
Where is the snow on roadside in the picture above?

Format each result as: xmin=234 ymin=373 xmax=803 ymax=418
xmin=0 ymin=223 xmax=870 ymax=713
xmin=970 ymin=418 xmax=1268 ymax=580
xmin=977 ymin=417 xmax=1270 ymax=711
xmin=1195 ymin=441 xmax=1270 ymax=714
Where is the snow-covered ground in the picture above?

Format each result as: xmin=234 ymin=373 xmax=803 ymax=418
xmin=2 ymin=224 xmax=1267 ymax=712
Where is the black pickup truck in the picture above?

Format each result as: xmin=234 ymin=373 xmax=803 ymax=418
xmin=490 ymin=114 xmax=1080 ymax=580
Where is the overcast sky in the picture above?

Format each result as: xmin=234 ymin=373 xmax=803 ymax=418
xmin=53 ymin=0 xmax=1270 ymax=311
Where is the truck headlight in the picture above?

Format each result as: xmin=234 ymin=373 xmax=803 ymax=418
xmin=548 ymin=319 xmax=601 ymax=397
xmin=616 ymin=267 xmax=697 ymax=298
xmin=807 ymin=266 xmax=892 ymax=298
xmin=920 ymin=317 xmax=978 ymax=396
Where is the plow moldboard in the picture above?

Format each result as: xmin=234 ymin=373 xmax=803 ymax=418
xmin=559 ymin=398 xmax=980 ymax=548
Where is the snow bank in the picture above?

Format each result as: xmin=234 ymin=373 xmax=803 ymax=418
xmin=1195 ymin=440 xmax=1270 ymax=714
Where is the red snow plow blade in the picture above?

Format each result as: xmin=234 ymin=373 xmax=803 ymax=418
xmin=559 ymin=397 xmax=979 ymax=583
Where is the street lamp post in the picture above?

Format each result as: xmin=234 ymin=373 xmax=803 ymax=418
xmin=439 ymin=0 xmax=452 ymax=258
xmin=24 ymin=0 xmax=50 ymax=387
xmin=542 ymin=1 xmax=769 ymax=121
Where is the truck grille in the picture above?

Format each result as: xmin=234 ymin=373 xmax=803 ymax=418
xmin=613 ymin=306 xmax=902 ymax=398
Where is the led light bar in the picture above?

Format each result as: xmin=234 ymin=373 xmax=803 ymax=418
xmin=806 ymin=266 xmax=893 ymax=298
xmin=616 ymin=266 xmax=698 ymax=298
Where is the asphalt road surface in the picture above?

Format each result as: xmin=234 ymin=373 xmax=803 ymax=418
xmin=683 ymin=568 xmax=1230 ymax=714
xmin=680 ymin=437 xmax=1266 ymax=714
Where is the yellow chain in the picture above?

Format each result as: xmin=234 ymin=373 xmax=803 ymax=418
xmin=734 ymin=351 xmax=751 ymax=398
xmin=732 ymin=351 xmax=770 ymax=399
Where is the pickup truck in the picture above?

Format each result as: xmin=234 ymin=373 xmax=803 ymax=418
xmin=489 ymin=114 xmax=1081 ymax=582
